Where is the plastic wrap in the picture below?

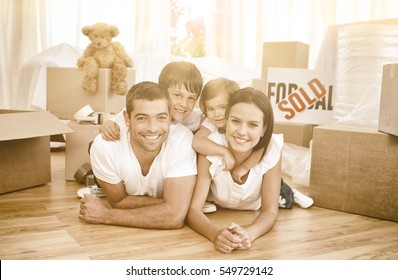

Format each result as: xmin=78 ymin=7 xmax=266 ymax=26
xmin=333 ymin=24 xmax=398 ymax=127
xmin=281 ymin=143 xmax=311 ymax=187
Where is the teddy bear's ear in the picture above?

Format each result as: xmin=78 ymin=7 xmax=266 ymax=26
xmin=82 ymin=26 xmax=93 ymax=36
xmin=110 ymin=25 xmax=120 ymax=37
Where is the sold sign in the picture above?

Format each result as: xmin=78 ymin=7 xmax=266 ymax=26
xmin=277 ymin=78 xmax=327 ymax=120
xmin=266 ymin=68 xmax=335 ymax=125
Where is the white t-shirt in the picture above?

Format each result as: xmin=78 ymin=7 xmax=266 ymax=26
xmin=206 ymin=133 xmax=284 ymax=210
xmin=90 ymin=123 xmax=197 ymax=198
xmin=111 ymin=107 xmax=202 ymax=134
xmin=200 ymin=117 xmax=218 ymax=133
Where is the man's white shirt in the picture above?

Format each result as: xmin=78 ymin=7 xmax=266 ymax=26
xmin=90 ymin=123 xmax=197 ymax=198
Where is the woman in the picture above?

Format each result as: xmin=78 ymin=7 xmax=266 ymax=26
xmin=187 ymin=87 xmax=284 ymax=254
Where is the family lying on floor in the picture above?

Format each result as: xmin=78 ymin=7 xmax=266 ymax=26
xmin=78 ymin=61 xmax=314 ymax=254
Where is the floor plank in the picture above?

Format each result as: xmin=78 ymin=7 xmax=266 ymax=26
xmin=0 ymin=149 xmax=397 ymax=260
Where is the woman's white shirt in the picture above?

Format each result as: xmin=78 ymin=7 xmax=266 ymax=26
xmin=206 ymin=133 xmax=284 ymax=211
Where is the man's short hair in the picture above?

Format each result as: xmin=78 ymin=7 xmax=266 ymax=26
xmin=158 ymin=61 xmax=203 ymax=96
xmin=126 ymin=81 xmax=169 ymax=116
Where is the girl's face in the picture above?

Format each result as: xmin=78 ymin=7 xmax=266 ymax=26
xmin=205 ymin=92 xmax=229 ymax=129
xmin=226 ymin=102 xmax=266 ymax=153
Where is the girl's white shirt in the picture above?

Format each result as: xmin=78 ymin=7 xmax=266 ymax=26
xmin=200 ymin=117 xmax=218 ymax=133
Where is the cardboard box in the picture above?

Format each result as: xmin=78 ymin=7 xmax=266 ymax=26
xmin=252 ymin=78 xmax=267 ymax=94
xmin=65 ymin=121 xmax=100 ymax=181
xmin=378 ymin=63 xmax=398 ymax=137
xmin=309 ymin=124 xmax=398 ymax=222
xmin=261 ymin=41 xmax=309 ymax=79
xmin=0 ymin=110 xmax=73 ymax=194
xmin=273 ymin=122 xmax=316 ymax=148
xmin=47 ymin=67 xmax=135 ymax=120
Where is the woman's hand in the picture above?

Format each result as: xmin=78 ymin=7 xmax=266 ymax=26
xmin=214 ymin=227 xmax=244 ymax=254
xmin=100 ymin=120 xmax=120 ymax=141
xmin=228 ymin=223 xmax=252 ymax=250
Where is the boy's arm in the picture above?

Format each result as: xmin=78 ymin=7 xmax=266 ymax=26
xmin=192 ymin=126 xmax=235 ymax=170
xmin=232 ymin=147 xmax=265 ymax=183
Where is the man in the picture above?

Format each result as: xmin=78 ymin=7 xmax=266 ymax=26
xmin=79 ymin=81 xmax=197 ymax=229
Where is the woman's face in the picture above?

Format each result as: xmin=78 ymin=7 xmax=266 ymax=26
xmin=226 ymin=102 xmax=266 ymax=153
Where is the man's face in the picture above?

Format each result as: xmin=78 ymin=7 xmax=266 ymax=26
xmin=167 ymin=85 xmax=199 ymax=123
xmin=125 ymin=98 xmax=171 ymax=153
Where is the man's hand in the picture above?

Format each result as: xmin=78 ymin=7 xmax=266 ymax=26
xmin=79 ymin=194 xmax=110 ymax=224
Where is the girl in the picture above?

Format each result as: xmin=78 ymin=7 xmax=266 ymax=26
xmin=193 ymin=78 xmax=264 ymax=184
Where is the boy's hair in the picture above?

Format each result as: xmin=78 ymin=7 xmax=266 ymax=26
xmin=225 ymin=87 xmax=274 ymax=151
xmin=158 ymin=61 xmax=203 ymax=96
xmin=126 ymin=81 xmax=168 ymax=116
xmin=199 ymin=78 xmax=239 ymax=115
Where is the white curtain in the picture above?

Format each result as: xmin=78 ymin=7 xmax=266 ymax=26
xmin=2 ymin=0 xmax=398 ymax=109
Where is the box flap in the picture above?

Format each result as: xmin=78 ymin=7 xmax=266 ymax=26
xmin=0 ymin=110 xmax=73 ymax=141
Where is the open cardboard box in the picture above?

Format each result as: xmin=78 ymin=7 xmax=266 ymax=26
xmin=47 ymin=67 xmax=135 ymax=120
xmin=0 ymin=110 xmax=73 ymax=194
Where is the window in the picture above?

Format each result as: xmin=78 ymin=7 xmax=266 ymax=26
xmin=170 ymin=0 xmax=206 ymax=58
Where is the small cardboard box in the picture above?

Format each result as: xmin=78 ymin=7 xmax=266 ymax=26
xmin=378 ymin=63 xmax=398 ymax=137
xmin=261 ymin=41 xmax=309 ymax=80
xmin=309 ymin=124 xmax=398 ymax=222
xmin=0 ymin=110 xmax=73 ymax=194
xmin=273 ymin=122 xmax=316 ymax=148
xmin=47 ymin=67 xmax=135 ymax=120
xmin=65 ymin=121 xmax=100 ymax=181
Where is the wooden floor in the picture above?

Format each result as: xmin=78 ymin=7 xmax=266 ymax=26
xmin=0 ymin=148 xmax=397 ymax=260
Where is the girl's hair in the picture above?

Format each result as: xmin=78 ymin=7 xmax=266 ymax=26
xmin=126 ymin=81 xmax=168 ymax=116
xmin=225 ymin=87 xmax=274 ymax=151
xmin=199 ymin=78 xmax=240 ymax=116
xmin=158 ymin=61 xmax=203 ymax=96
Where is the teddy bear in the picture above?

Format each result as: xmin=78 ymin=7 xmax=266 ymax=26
xmin=77 ymin=22 xmax=133 ymax=95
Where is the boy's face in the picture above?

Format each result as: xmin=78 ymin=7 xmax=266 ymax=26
xmin=167 ymin=85 xmax=199 ymax=123
xmin=125 ymin=98 xmax=171 ymax=153
xmin=205 ymin=92 xmax=229 ymax=129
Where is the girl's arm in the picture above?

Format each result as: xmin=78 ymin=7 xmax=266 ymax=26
xmin=192 ymin=126 xmax=235 ymax=171
xmin=186 ymin=154 xmax=242 ymax=253
xmin=243 ymin=155 xmax=281 ymax=242
xmin=232 ymin=147 xmax=265 ymax=183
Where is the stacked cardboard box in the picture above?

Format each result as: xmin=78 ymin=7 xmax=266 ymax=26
xmin=309 ymin=124 xmax=398 ymax=222
xmin=261 ymin=41 xmax=309 ymax=80
xmin=0 ymin=110 xmax=73 ymax=194
xmin=47 ymin=67 xmax=135 ymax=182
